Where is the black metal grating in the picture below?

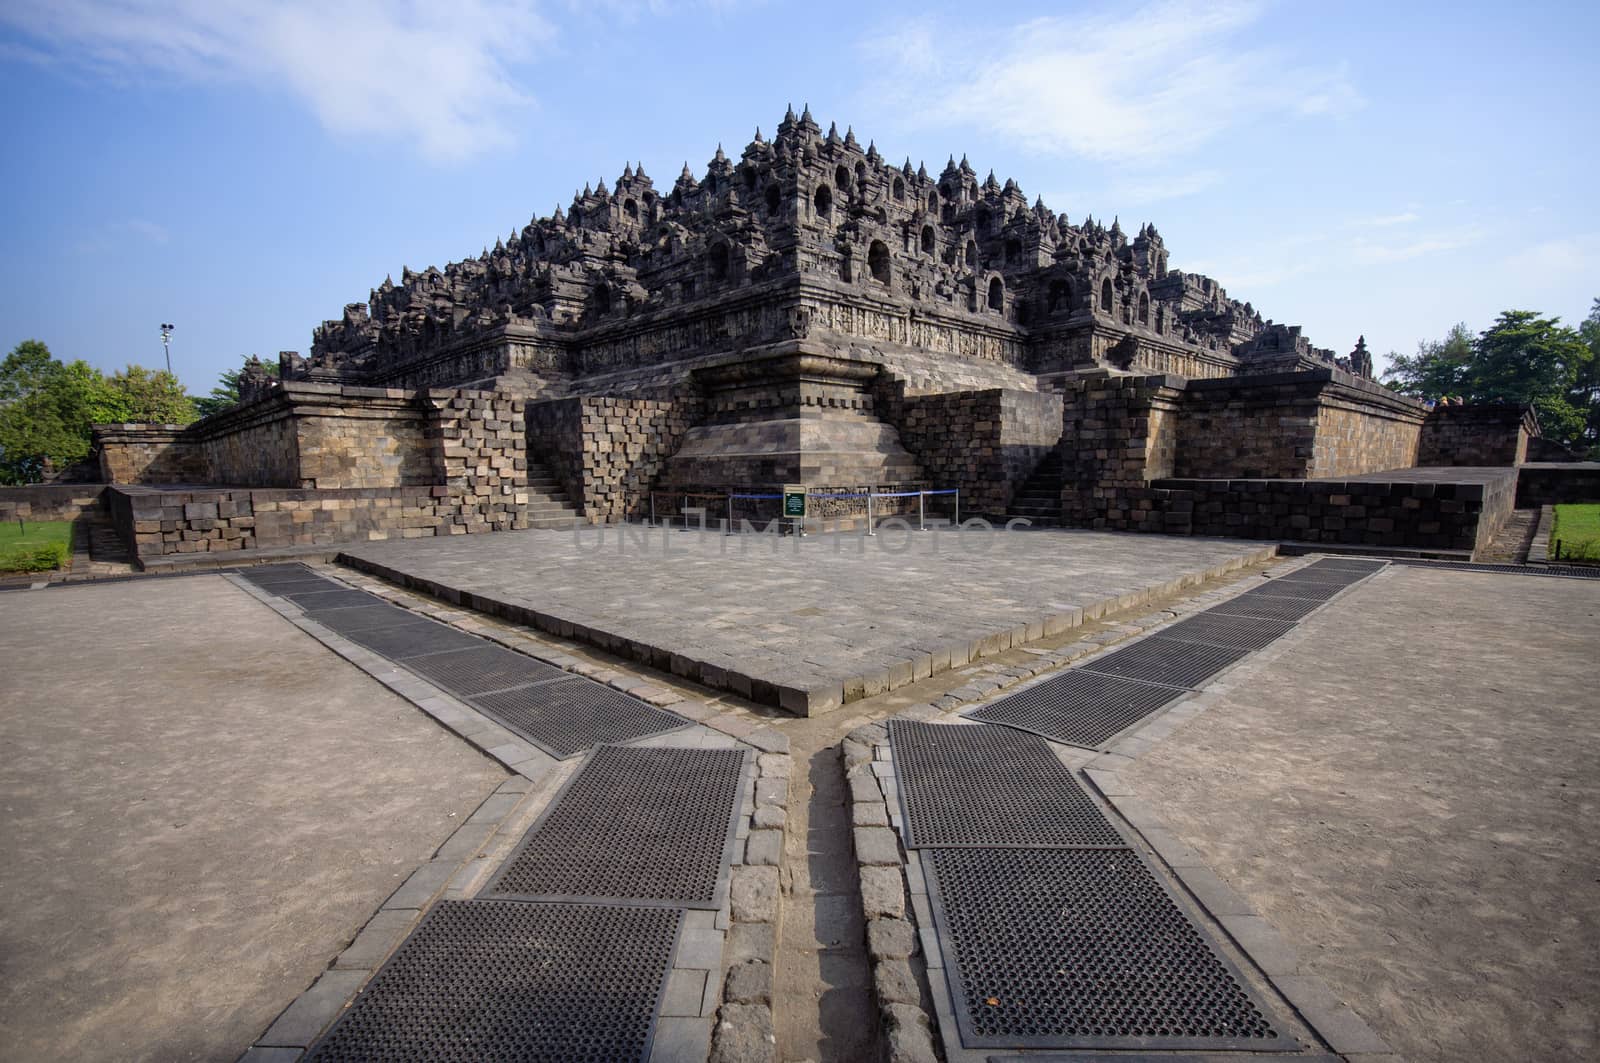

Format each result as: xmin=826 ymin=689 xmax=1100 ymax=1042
xmin=488 ymin=745 xmax=748 ymax=907
xmin=248 ymin=576 xmax=340 ymax=596
xmin=924 ymin=848 xmax=1291 ymax=1051
xmin=889 ymin=721 xmax=1125 ymax=848
xmin=1248 ymin=579 xmax=1344 ymax=601
xmin=1392 ymin=558 xmax=1600 ymax=580
xmin=1078 ymin=638 xmax=1249 ymax=690
xmin=286 ymin=588 xmax=380 ymax=612
xmin=471 ymin=678 xmax=691 ymax=759
xmin=1205 ymin=590 xmax=1325 ymax=622
xmin=302 ymin=899 xmax=680 ymax=1063
xmin=402 ymin=643 xmax=570 ymax=695
xmin=1157 ymin=613 xmax=1296 ymax=652
xmin=1268 ymin=568 xmax=1367 ymax=586
xmin=1299 ymin=556 xmax=1388 ymax=574
xmin=309 ymin=603 xmax=425 ymax=635
xmin=236 ymin=563 xmax=321 ymax=585
xmin=343 ymin=620 xmax=485 ymax=659
xmin=967 ymin=670 xmax=1184 ymax=749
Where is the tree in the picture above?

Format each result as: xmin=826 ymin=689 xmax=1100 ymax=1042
xmin=1381 ymin=323 xmax=1473 ymax=399
xmin=1469 ymin=310 xmax=1593 ymax=451
xmin=0 ymin=341 xmax=199 ymax=483
xmin=105 ymin=364 xmax=198 ymax=425
xmin=195 ymin=355 xmax=279 ymax=418
xmin=0 ymin=339 xmax=65 ymax=408
xmin=1383 ymin=310 xmax=1599 ymax=454
xmin=0 ymin=353 xmax=119 ymax=483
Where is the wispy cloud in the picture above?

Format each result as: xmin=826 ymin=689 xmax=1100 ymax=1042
xmin=1355 ymin=212 xmax=1420 ymax=227
xmin=1348 ymin=228 xmax=1485 ymax=264
xmin=1112 ymin=170 xmax=1223 ymax=205
xmin=119 ymin=219 xmax=169 ymax=243
xmin=0 ymin=0 xmax=554 ymax=162
xmin=858 ymin=1 xmax=1362 ymax=165
xmin=1502 ymin=234 xmax=1599 ymax=276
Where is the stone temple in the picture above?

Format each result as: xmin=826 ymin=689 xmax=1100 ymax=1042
xmin=54 ymin=108 xmax=1584 ymax=565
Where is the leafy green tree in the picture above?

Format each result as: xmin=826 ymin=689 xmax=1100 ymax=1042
xmin=0 ymin=339 xmax=63 ymax=406
xmin=1468 ymin=310 xmax=1592 ymax=450
xmin=1382 ymin=323 xmax=1474 ymax=399
xmin=105 ymin=364 xmax=198 ymax=425
xmin=0 ymin=342 xmax=198 ymax=483
xmin=0 ymin=354 xmax=119 ymax=482
xmin=195 ymin=355 xmax=279 ymax=418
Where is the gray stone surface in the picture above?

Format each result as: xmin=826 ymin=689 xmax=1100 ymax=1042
xmin=0 ymin=575 xmax=505 ymax=1062
xmin=342 ymin=527 xmax=1268 ymax=711
xmin=1125 ymin=566 xmax=1600 ymax=1063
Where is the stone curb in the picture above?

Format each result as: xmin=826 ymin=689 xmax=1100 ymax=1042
xmin=705 ymin=747 xmax=792 ymax=1063
xmin=1527 ymin=504 xmax=1554 ymax=564
xmin=335 ymin=543 xmax=1276 ymax=715
xmin=840 ymin=721 xmax=940 ymax=1063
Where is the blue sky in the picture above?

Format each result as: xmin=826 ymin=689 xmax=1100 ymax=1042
xmin=1 ymin=0 xmax=1595 ymax=394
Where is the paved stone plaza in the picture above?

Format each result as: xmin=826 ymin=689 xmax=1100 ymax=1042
xmin=1124 ymin=565 xmax=1600 ymax=1063
xmin=0 ymin=577 xmax=506 ymax=1062
xmin=341 ymin=525 xmax=1272 ymax=712
xmin=1 ymin=552 xmax=1596 ymax=1062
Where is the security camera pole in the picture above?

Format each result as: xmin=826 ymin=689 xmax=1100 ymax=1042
xmin=160 ymin=323 xmax=175 ymax=375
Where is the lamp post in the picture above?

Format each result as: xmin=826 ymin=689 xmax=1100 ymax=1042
xmin=159 ymin=323 xmax=174 ymax=375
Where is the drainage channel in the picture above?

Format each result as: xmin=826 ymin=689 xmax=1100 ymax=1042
xmin=888 ymin=720 xmax=1294 ymax=1053
xmin=879 ymin=558 xmax=1393 ymax=1056
xmin=966 ymin=558 xmax=1388 ymax=749
xmin=237 ymin=564 xmax=691 ymax=758
xmin=240 ymin=563 xmax=760 ymax=1060
xmin=304 ymin=745 xmax=753 ymax=1061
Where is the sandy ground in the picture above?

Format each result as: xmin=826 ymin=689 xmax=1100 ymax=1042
xmin=0 ymin=576 xmax=506 ymax=1062
xmin=1125 ymin=566 xmax=1600 ymax=1062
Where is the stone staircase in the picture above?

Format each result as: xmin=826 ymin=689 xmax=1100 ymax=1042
xmin=526 ymin=460 xmax=581 ymax=529
xmin=1008 ymin=450 xmax=1065 ymax=526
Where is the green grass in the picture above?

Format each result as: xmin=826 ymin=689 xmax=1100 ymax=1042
xmin=0 ymin=519 xmax=72 ymax=573
xmin=1550 ymin=504 xmax=1600 ymax=563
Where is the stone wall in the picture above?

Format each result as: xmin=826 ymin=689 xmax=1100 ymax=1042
xmin=527 ymin=395 xmax=698 ymax=524
xmin=1515 ymin=463 xmax=1600 ymax=507
xmin=1147 ymin=473 xmax=1515 ymax=555
xmin=96 ymin=426 xmax=208 ymax=485
xmin=893 ymin=388 xmax=1063 ymax=514
xmin=1417 ymin=404 xmax=1535 ymax=467
xmin=1174 ymin=370 xmax=1424 ymax=480
xmin=1059 ymin=373 xmax=1187 ymax=528
xmin=99 ymin=387 xmax=528 ymax=563
xmin=423 ymin=390 xmax=530 ymax=533
xmin=0 ymin=484 xmax=107 ymax=525
xmin=1313 ymin=400 xmax=1421 ymax=477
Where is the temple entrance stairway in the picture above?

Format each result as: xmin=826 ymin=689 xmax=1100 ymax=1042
xmin=1007 ymin=450 xmax=1064 ymax=526
xmin=525 ymin=459 xmax=580 ymax=529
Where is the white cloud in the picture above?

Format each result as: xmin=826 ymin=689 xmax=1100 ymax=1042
xmin=1348 ymin=228 xmax=1485 ymax=265
xmin=1502 ymin=234 xmax=1599 ymax=276
xmin=1356 ymin=212 xmax=1420 ymax=227
xmin=0 ymin=0 xmax=553 ymax=162
xmin=859 ymin=1 xmax=1362 ymax=164
xmin=1113 ymin=170 xmax=1223 ymax=205
xmin=119 ymin=219 xmax=170 ymax=243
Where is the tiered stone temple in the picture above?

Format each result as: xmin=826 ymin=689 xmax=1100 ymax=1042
xmin=84 ymin=108 xmax=1575 ymax=564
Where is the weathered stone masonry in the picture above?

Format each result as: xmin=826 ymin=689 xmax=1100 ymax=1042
xmin=95 ymin=388 xmax=528 ymax=563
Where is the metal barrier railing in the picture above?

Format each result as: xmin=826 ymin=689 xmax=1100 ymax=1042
xmin=648 ymin=486 xmax=961 ymax=534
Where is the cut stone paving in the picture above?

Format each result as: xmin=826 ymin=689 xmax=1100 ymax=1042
xmin=340 ymin=525 xmax=1273 ymax=713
